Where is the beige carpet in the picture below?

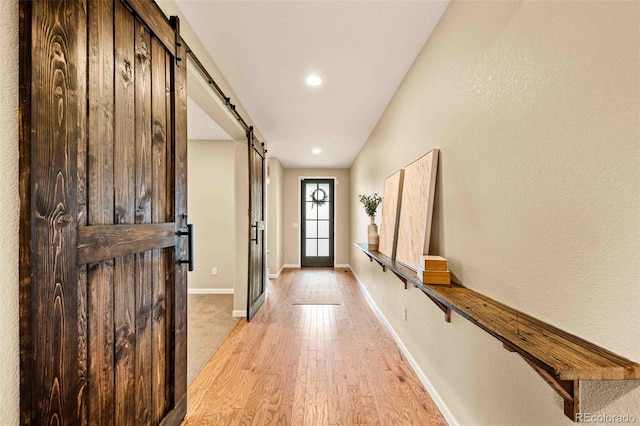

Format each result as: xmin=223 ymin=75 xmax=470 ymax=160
xmin=187 ymin=294 xmax=240 ymax=385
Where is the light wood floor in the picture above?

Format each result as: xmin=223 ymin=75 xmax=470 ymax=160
xmin=183 ymin=268 xmax=447 ymax=425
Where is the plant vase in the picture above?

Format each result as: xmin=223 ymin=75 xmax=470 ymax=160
xmin=367 ymin=216 xmax=379 ymax=251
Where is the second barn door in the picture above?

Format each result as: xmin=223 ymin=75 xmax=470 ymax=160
xmin=247 ymin=127 xmax=266 ymax=321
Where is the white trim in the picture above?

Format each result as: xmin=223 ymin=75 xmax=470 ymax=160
xmin=269 ymin=265 xmax=285 ymax=279
xmin=187 ymin=288 xmax=234 ymax=295
xmin=335 ymin=264 xmax=351 ymax=270
xmin=232 ymin=310 xmax=246 ymax=318
xmin=351 ymin=269 xmax=459 ymax=426
xmin=283 ymin=263 xmax=300 ymax=268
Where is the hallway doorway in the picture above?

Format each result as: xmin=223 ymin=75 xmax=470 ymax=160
xmin=301 ymin=179 xmax=335 ymax=267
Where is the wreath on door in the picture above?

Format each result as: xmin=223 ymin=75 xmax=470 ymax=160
xmin=310 ymin=188 xmax=328 ymax=208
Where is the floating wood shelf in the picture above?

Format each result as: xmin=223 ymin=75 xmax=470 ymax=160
xmin=356 ymin=243 xmax=640 ymax=422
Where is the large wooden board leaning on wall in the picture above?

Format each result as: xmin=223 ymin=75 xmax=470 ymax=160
xmin=395 ymin=149 xmax=439 ymax=270
xmin=378 ymin=170 xmax=404 ymax=259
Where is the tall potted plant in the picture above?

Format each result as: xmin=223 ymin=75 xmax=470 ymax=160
xmin=359 ymin=193 xmax=382 ymax=251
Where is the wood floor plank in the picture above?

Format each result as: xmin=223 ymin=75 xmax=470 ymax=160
xmin=183 ymin=269 xmax=447 ymax=426
xmin=248 ymin=374 xmax=281 ymax=425
xmin=325 ymin=350 xmax=342 ymax=424
xmin=342 ymin=385 xmax=365 ymax=425
xmin=291 ymin=339 xmax=309 ymax=425
xmin=360 ymin=396 xmax=382 ymax=426
xmin=316 ymin=379 xmax=330 ymax=426
xmin=277 ymin=319 xmax=305 ymax=424
xmin=303 ymin=349 xmax=318 ymax=425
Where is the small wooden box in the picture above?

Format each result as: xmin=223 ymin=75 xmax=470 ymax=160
xmin=417 ymin=268 xmax=451 ymax=285
xmin=420 ymin=255 xmax=448 ymax=271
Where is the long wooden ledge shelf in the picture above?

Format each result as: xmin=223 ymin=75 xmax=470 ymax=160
xmin=356 ymin=243 xmax=640 ymax=421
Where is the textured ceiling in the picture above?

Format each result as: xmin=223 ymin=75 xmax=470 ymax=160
xmin=177 ymin=0 xmax=449 ymax=168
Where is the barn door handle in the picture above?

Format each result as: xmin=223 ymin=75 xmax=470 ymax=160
xmin=251 ymin=222 xmax=258 ymax=245
xmin=178 ymin=223 xmax=194 ymax=271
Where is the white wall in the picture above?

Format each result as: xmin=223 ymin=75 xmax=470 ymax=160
xmin=283 ymin=168 xmax=351 ymax=267
xmin=187 ymin=140 xmax=235 ymax=292
xmin=267 ymin=157 xmax=285 ymax=277
xmin=0 ymin=0 xmax=19 ymax=423
xmin=350 ymin=1 xmax=640 ymax=425
xmin=233 ymin=140 xmax=249 ymax=315
xmin=187 ymin=138 xmax=249 ymax=313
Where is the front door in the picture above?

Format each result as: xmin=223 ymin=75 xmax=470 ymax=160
xmin=19 ymin=1 xmax=188 ymax=424
xmin=247 ymin=127 xmax=266 ymax=321
xmin=301 ymin=179 xmax=335 ymax=267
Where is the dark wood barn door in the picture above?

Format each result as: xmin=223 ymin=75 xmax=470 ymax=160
xmin=19 ymin=0 xmax=188 ymax=424
xmin=247 ymin=127 xmax=266 ymax=321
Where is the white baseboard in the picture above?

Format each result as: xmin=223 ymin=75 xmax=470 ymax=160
xmin=269 ymin=265 xmax=285 ymax=279
xmin=278 ymin=264 xmax=350 ymax=271
xmin=232 ymin=310 xmax=246 ymax=318
xmin=188 ymin=288 xmax=234 ymax=295
xmin=351 ymin=269 xmax=459 ymax=426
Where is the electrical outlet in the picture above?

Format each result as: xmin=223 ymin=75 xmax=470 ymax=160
xmin=402 ymin=308 xmax=408 ymax=322
xmin=212 ymin=267 xmax=218 ymax=275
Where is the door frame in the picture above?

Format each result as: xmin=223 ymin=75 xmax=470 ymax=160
xmin=297 ymin=176 xmax=337 ymax=267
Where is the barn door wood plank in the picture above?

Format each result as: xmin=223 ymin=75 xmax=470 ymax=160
xmin=134 ymin=17 xmax=154 ymax=425
xmin=76 ymin=1 xmax=89 ymax=422
xmin=164 ymin=48 xmax=176 ymax=411
xmin=77 ymin=222 xmax=177 ymax=265
xmin=151 ymin=36 xmax=169 ymax=423
xmin=123 ymin=0 xmax=176 ymax=54
xmin=87 ymin=0 xmax=116 ymax=423
xmin=172 ymin=29 xmax=189 ymax=405
xmin=114 ymin=2 xmax=137 ymax=423
xmin=19 ymin=0 xmax=86 ymax=423
xmin=165 ymin=50 xmax=175 ymax=227
xmin=18 ymin=2 xmax=33 ymax=423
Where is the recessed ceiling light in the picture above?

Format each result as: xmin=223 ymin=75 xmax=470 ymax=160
xmin=312 ymin=148 xmax=322 ymax=154
xmin=306 ymin=74 xmax=322 ymax=87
